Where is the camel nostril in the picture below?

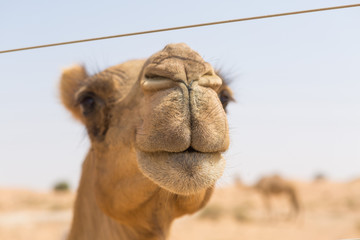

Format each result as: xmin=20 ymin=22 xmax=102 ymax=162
xmin=141 ymin=78 xmax=175 ymax=91
xmin=198 ymin=75 xmax=222 ymax=91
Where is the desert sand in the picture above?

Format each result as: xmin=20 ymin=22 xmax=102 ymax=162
xmin=0 ymin=179 xmax=359 ymax=240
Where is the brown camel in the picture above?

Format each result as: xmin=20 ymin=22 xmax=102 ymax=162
xmin=254 ymin=175 xmax=300 ymax=219
xmin=59 ymin=43 xmax=234 ymax=240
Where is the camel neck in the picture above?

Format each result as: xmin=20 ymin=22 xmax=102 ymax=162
xmin=67 ymin=152 xmax=173 ymax=240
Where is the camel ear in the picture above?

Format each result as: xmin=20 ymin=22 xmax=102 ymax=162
xmin=59 ymin=65 xmax=88 ymax=122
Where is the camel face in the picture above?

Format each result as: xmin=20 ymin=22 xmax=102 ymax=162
xmin=136 ymin=44 xmax=229 ymax=195
xmin=60 ymin=44 xmax=234 ymax=238
xmin=60 ymin=43 xmax=232 ymax=201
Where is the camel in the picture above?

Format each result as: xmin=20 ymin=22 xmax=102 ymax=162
xmin=254 ymin=175 xmax=300 ymax=219
xmin=59 ymin=43 xmax=234 ymax=240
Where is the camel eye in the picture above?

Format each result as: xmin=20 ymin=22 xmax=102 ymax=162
xmin=219 ymin=90 xmax=230 ymax=109
xmin=220 ymin=94 xmax=229 ymax=105
xmin=79 ymin=94 xmax=96 ymax=116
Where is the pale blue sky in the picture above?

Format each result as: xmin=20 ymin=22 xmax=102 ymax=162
xmin=1 ymin=0 xmax=360 ymax=189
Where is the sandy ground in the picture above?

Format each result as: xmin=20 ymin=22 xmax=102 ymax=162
xmin=0 ymin=179 xmax=359 ymax=240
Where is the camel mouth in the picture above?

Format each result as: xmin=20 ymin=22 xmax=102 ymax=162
xmin=136 ymin=149 xmax=225 ymax=195
xmin=180 ymin=146 xmax=198 ymax=153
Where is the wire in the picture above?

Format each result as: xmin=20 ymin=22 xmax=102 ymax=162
xmin=1 ymin=3 xmax=360 ymax=55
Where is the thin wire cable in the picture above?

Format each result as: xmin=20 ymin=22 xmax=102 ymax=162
xmin=1 ymin=3 xmax=360 ymax=54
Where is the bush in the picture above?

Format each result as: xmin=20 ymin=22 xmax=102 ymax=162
xmin=198 ymin=205 xmax=224 ymax=220
xmin=313 ymin=172 xmax=326 ymax=182
xmin=53 ymin=181 xmax=70 ymax=192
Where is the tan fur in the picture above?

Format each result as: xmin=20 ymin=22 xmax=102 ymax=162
xmin=254 ymin=175 xmax=300 ymax=218
xmin=60 ymin=43 xmax=233 ymax=240
xmin=60 ymin=65 xmax=89 ymax=122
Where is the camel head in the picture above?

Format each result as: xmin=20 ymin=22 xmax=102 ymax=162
xmin=60 ymin=43 xmax=233 ymax=222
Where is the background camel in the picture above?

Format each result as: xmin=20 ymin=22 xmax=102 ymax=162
xmin=254 ymin=174 xmax=300 ymax=219
xmin=59 ymin=43 xmax=234 ymax=240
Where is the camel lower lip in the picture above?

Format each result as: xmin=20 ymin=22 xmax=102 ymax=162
xmin=136 ymin=150 xmax=225 ymax=195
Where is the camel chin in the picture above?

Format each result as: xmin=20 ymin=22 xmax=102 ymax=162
xmin=136 ymin=150 xmax=225 ymax=195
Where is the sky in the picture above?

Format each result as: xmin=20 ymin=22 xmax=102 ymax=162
xmin=1 ymin=0 xmax=360 ymax=190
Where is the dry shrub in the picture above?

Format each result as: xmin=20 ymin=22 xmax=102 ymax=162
xmin=20 ymin=197 xmax=45 ymax=207
xmin=49 ymin=203 xmax=68 ymax=211
xmin=232 ymin=205 xmax=251 ymax=222
xmin=346 ymin=197 xmax=359 ymax=211
xmin=198 ymin=204 xmax=224 ymax=220
xmin=355 ymin=219 xmax=360 ymax=233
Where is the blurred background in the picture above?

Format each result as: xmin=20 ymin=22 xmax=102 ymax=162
xmin=1 ymin=1 xmax=360 ymax=239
